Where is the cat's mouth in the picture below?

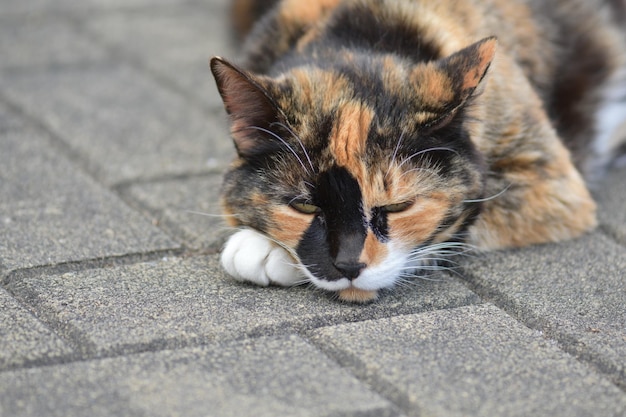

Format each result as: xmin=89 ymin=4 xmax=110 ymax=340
xmin=301 ymin=243 xmax=413 ymax=302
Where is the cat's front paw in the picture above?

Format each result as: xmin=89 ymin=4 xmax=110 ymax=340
xmin=220 ymin=229 xmax=305 ymax=287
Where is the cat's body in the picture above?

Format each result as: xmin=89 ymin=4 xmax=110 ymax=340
xmin=211 ymin=0 xmax=626 ymax=302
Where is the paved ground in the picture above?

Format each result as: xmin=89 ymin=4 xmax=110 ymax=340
xmin=1 ymin=1 xmax=625 ymax=416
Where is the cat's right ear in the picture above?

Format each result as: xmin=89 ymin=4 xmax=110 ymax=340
xmin=210 ymin=57 xmax=283 ymax=158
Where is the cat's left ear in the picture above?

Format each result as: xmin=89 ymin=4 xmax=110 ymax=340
xmin=439 ymin=36 xmax=497 ymax=102
xmin=210 ymin=57 xmax=284 ymax=158
xmin=411 ymin=37 xmax=497 ymax=127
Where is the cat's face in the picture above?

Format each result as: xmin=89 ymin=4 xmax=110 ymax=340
xmin=212 ymin=38 xmax=495 ymax=294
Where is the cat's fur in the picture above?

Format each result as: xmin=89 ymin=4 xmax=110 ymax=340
xmin=211 ymin=0 xmax=626 ymax=302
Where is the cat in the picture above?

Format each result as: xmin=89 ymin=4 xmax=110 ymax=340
xmin=210 ymin=0 xmax=626 ymax=302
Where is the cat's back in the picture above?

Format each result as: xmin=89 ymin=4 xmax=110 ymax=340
xmin=233 ymin=0 xmax=626 ymax=178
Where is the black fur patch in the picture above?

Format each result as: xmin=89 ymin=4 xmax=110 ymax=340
xmin=296 ymin=166 xmax=368 ymax=281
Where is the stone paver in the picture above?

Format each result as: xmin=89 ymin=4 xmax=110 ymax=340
xmin=5 ymin=255 xmax=478 ymax=356
xmin=461 ymin=233 xmax=626 ymax=386
xmin=1 ymin=0 xmax=626 ymax=415
xmin=0 ymin=16 xmax=108 ymax=70
xmin=0 ymin=64 xmax=232 ymax=186
xmin=0 ymin=336 xmax=400 ymax=417
xmin=83 ymin=3 xmax=237 ymax=108
xmin=0 ymin=289 xmax=72 ymax=371
xmin=123 ymin=174 xmax=231 ymax=250
xmin=0 ymin=118 xmax=179 ymax=273
xmin=311 ymin=304 xmax=626 ymax=417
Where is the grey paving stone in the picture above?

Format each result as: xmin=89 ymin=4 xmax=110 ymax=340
xmin=0 ymin=63 xmax=233 ymax=185
xmin=461 ymin=233 xmax=626 ymax=386
xmin=6 ymin=255 xmax=478 ymax=356
xmin=0 ymin=335 xmax=400 ymax=417
xmin=311 ymin=304 xmax=626 ymax=417
xmin=0 ymin=125 xmax=179 ymax=272
xmin=124 ymin=174 xmax=231 ymax=250
xmin=0 ymin=100 xmax=26 ymax=131
xmin=595 ymin=166 xmax=626 ymax=245
xmin=0 ymin=0 xmax=210 ymax=17
xmin=84 ymin=2 xmax=237 ymax=108
xmin=0 ymin=16 xmax=108 ymax=71
xmin=0 ymin=289 xmax=73 ymax=371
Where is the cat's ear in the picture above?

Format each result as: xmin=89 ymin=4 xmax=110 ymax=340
xmin=439 ymin=36 xmax=497 ymax=102
xmin=210 ymin=57 xmax=283 ymax=158
xmin=411 ymin=37 xmax=497 ymax=129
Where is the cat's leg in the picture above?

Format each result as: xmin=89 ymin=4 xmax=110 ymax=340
xmin=469 ymin=102 xmax=598 ymax=250
xmin=220 ymin=229 xmax=306 ymax=286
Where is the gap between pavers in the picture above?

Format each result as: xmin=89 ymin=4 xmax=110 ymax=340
xmin=4 ymin=254 xmax=480 ymax=358
xmin=0 ymin=335 xmax=402 ymax=417
xmin=309 ymin=304 xmax=626 ymax=417
xmin=0 ymin=120 xmax=180 ymax=274
xmin=459 ymin=232 xmax=626 ymax=389
xmin=0 ymin=63 xmax=233 ymax=187
xmin=0 ymin=289 xmax=73 ymax=372
xmin=120 ymin=174 xmax=231 ymax=252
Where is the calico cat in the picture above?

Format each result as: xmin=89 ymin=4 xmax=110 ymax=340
xmin=210 ymin=0 xmax=626 ymax=302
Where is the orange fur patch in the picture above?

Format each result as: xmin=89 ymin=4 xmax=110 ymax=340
xmin=337 ymin=287 xmax=378 ymax=303
xmin=410 ymin=66 xmax=455 ymax=124
xmin=329 ymin=103 xmax=374 ymax=177
xmin=269 ymin=206 xmax=313 ymax=248
xmin=461 ymin=38 xmax=497 ymax=91
xmin=280 ymin=0 xmax=341 ymax=23
xmin=390 ymin=196 xmax=450 ymax=247
xmin=359 ymin=231 xmax=388 ymax=267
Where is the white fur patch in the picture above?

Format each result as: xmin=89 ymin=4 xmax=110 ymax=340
xmin=220 ymin=229 xmax=305 ymax=286
xmin=352 ymin=243 xmax=411 ymax=291
xmin=304 ymin=242 xmax=414 ymax=292
xmin=592 ymin=68 xmax=626 ymax=175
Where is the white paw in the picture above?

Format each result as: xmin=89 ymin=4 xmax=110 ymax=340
xmin=220 ymin=229 xmax=305 ymax=287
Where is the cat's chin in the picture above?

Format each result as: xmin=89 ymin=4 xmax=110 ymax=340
xmin=337 ymin=287 xmax=379 ymax=303
xmin=307 ymin=274 xmax=381 ymax=302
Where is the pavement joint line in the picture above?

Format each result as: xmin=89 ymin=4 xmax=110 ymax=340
xmin=0 ymin=1 xmax=214 ymax=21
xmin=305 ymin=323 xmax=428 ymax=416
xmin=110 ymin=170 xmax=228 ymax=192
xmin=0 ymin=91 xmax=222 ymax=256
xmin=599 ymin=224 xmax=626 ymax=248
xmin=113 ymin=183 xmax=232 ymax=253
xmin=0 ymin=91 xmax=107 ymax=185
xmin=457 ymin=266 xmax=626 ymax=393
xmin=68 ymin=12 xmax=220 ymax=114
xmin=1 ymin=248 xmax=186 ymax=287
xmin=310 ymin=342 xmax=411 ymax=416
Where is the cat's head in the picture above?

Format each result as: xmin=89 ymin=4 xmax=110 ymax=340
xmin=211 ymin=38 xmax=495 ymax=298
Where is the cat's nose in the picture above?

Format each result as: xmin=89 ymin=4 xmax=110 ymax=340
xmin=334 ymin=261 xmax=366 ymax=280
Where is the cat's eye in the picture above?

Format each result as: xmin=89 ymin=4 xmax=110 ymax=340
xmin=290 ymin=201 xmax=321 ymax=215
xmin=382 ymin=201 xmax=413 ymax=213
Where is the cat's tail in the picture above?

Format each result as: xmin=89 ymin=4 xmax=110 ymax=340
xmin=231 ymin=0 xmax=279 ymax=39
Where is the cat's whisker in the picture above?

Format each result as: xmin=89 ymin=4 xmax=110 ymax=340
xmin=410 ymin=241 xmax=475 ymax=254
xmin=244 ymin=125 xmax=312 ymax=175
xmin=398 ymin=270 xmax=445 ymax=282
xmin=462 ymin=183 xmax=512 ymax=203
xmin=288 ymin=193 xmax=312 ymax=205
xmin=408 ymin=248 xmax=475 ymax=259
xmin=397 ymin=147 xmax=460 ymax=171
xmin=385 ymin=130 xmax=406 ymax=179
xmin=184 ymin=209 xmax=238 ymax=219
xmin=397 ymin=166 xmax=441 ymax=181
xmin=270 ymin=121 xmax=316 ymax=174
